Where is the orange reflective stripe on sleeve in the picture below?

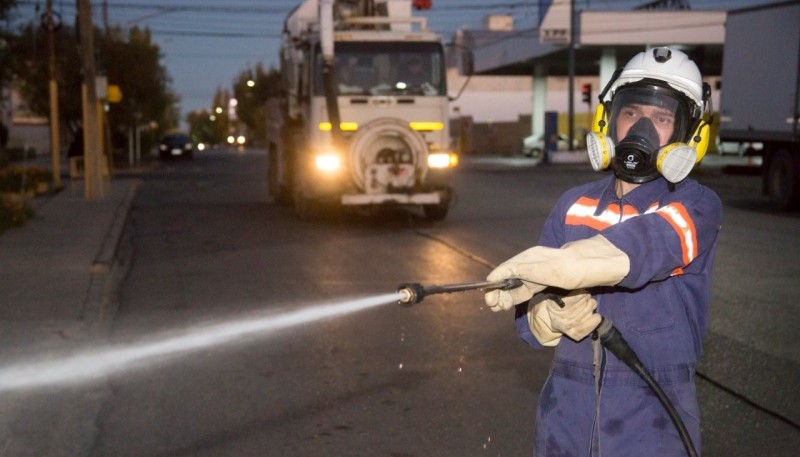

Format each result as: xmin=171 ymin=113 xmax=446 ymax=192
xmin=655 ymin=203 xmax=698 ymax=266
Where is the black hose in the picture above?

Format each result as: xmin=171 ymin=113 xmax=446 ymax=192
xmin=594 ymin=319 xmax=699 ymax=457
xmin=543 ymin=293 xmax=698 ymax=457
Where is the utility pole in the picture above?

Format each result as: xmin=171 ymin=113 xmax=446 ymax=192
xmin=567 ymin=0 xmax=575 ymax=152
xmin=102 ymin=0 xmax=110 ymax=33
xmin=45 ymin=0 xmax=62 ymax=188
xmin=77 ymin=0 xmax=104 ymax=199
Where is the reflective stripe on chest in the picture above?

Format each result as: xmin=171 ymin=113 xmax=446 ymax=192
xmin=565 ymin=197 xmax=645 ymax=230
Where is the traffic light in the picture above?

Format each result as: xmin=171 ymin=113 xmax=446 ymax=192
xmin=581 ymin=83 xmax=592 ymax=104
xmin=413 ymin=0 xmax=431 ymax=10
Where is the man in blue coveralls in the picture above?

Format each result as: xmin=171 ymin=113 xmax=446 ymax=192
xmin=484 ymin=47 xmax=722 ymax=456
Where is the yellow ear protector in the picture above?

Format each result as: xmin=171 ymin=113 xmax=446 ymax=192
xmin=687 ymin=112 xmax=711 ymax=163
xmin=585 ymin=67 xmax=622 ymax=172
xmin=586 ymin=103 xmax=613 ymax=171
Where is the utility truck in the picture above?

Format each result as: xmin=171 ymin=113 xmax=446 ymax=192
xmin=718 ymin=1 xmax=800 ymax=210
xmin=266 ymin=0 xmax=456 ymax=220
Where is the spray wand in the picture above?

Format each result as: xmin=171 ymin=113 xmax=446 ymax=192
xmin=396 ymin=280 xmax=698 ymax=457
xmin=397 ymin=278 xmax=523 ymax=306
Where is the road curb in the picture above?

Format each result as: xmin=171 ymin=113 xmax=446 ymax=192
xmin=91 ymin=179 xmax=140 ymax=273
xmin=82 ymin=179 xmax=140 ymax=322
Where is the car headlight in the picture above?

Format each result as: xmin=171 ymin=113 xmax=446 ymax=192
xmin=315 ymin=153 xmax=341 ymax=172
xmin=428 ymin=152 xmax=458 ymax=169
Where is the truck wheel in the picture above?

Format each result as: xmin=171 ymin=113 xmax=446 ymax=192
xmin=766 ymin=149 xmax=800 ymax=210
xmin=293 ymin=188 xmax=323 ymax=221
xmin=423 ymin=203 xmax=449 ymax=221
xmin=269 ymin=159 xmax=290 ymax=206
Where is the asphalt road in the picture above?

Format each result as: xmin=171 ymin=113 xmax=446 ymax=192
xmin=90 ymin=148 xmax=799 ymax=456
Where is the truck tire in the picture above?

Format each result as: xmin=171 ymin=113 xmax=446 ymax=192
xmin=766 ymin=149 xmax=800 ymax=210
xmin=423 ymin=203 xmax=449 ymax=221
xmin=423 ymin=191 xmax=452 ymax=221
xmin=293 ymin=186 xmax=323 ymax=221
xmin=268 ymin=146 xmax=290 ymax=205
xmin=292 ymin=164 xmax=331 ymax=221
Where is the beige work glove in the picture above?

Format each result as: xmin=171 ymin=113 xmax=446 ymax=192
xmin=484 ymin=235 xmax=629 ymax=311
xmin=528 ymin=290 xmax=602 ymax=346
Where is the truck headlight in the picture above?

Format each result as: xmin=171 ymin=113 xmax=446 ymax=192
xmin=428 ymin=152 xmax=458 ymax=169
xmin=315 ymin=153 xmax=341 ymax=172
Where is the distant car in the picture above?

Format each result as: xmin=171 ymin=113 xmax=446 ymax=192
xmin=159 ymin=133 xmax=194 ymax=160
xmin=521 ymin=133 xmax=578 ymax=158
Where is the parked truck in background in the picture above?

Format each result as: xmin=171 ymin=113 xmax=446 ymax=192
xmin=266 ymin=0 xmax=457 ymax=220
xmin=718 ymin=1 xmax=800 ymax=210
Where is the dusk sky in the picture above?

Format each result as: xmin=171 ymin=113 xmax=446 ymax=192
xmin=8 ymin=0 xmax=777 ymax=119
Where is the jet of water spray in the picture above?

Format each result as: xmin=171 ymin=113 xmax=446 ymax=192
xmin=0 ymin=292 xmax=403 ymax=392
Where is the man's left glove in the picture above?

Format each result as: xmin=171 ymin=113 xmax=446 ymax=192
xmin=528 ymin=290 xmax=602 ymax=346
xmin=485 ymin=235 xmax=629 ymax=311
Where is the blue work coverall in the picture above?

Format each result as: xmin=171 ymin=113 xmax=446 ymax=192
xmin=515 ymin=174 xmax=722 ymax=456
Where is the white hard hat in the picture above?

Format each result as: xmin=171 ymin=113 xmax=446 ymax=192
xmin=610 ymin=47 xmax=703 ymax=109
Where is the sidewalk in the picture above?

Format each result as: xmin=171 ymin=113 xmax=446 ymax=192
xmin=0 ymin=178 xmax=139 ymax=322
xmin=0 ymin=175 xmax=140 ymax=456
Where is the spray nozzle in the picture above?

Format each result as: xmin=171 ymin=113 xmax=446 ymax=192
xmin=397 ymin=278 xmax=524 ymax=306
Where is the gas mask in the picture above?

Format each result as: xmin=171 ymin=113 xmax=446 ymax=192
xmin=613 ymin=117 xmax=663 ymax=183
xmin=586 ymin=82 xmax=710 ymax=184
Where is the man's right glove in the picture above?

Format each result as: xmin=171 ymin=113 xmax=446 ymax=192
xmin=528 ymin=290 xmax=602 ymax=346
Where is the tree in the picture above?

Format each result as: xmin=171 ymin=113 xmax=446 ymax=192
xmin=231 ymin=64 xmax=281 ymax=146
xmin=207 ymin=86 xmax=233 ymax=144
xmin=8 ymin=22 xmax=83 ymax=130
xmin=7 ymin=20 xmax=178 ymax=157
xmin=186 ymin=109 xmax=220 ymax=146
xmin=0 ymin=0 xmax=19 ymax=149
xmin=0 ymin=0 xmax=17 ymax=89
xmin=100 ymin=26 xmax=179 ymax=137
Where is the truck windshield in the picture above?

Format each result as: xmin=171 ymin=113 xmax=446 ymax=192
xmin=315 ymin=41 xmax=446 ymax=96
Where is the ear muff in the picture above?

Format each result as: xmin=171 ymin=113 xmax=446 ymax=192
xmin=586 ymin=131 xmax=614 ymax=172
xmin=591 ymin=104 xmax=608 ymax=134
xmin=586 ymin=104 xmax=614 ymax=172
xmin=688 ymin=118 xmax=711 ymax=163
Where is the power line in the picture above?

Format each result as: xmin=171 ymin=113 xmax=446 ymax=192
xmin=14 ymin=1 xmax=293 ymax=15
xmin=147 ymin=29 xmax=279 ymax=39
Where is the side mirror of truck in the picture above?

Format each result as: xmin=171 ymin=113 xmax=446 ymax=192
xmin=462 ymin=50 xmax=474 ymax=77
